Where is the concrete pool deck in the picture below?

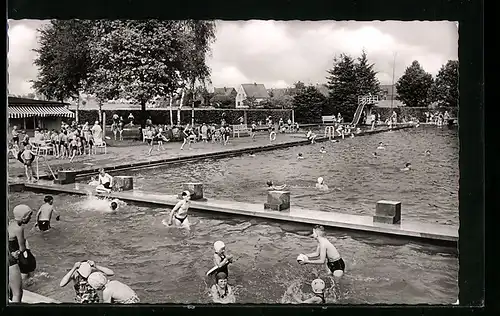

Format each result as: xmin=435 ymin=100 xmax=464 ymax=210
xmin=7 ymin=290 xmax=61 ymax=304
xmin=19 ymin=181 xmax=458 ymax=244
xmin=9 ymin=124 xmax=415 ymax=181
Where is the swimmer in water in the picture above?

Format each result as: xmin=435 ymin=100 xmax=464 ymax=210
xmin=109 ymin=199 xmax=120 ymax=212
xmin=319 ymin=147 xmax=326 ymax=154
xmin=372 ymin=152 xmax=378 ymax=157
xmin=266 ymin=181 xmax=287 ymax=190
xmin=166 ymin=190 xmax=191 ymax=229
xmin=377 ymin=142 xmax=385 ymax=150
xmin=34 ymin=195 xmax=60 ymax=232
xmin=293 ymin=279 xmax=327 ymax=304
xmin=425 ymin=150 xmax=431 ymax=155
xmin=210 ymin=272 xmax=235 ymax=304
xmin=315 ymin=177 xmax=329 ymax=191
xmin=87 ymin=272 xmax=140 ymax=304
xmin=297 ymin=153 xmax=304 ymax=159
xmin=249 ymin=151 xmax=256 ymax=157
xmin=212 ymin=241 xmax=233 ymax=277
xmin=299 ymin=225 xmax=345 ymax=298
xmin=401 ymin=163 xmax=412 ymax=171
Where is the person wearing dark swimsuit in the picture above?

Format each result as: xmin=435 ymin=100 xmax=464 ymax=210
xmin=295 ymin=279 xmax=326 ymax=304
xmin=213 ymin=241 xmax=232 ymax=277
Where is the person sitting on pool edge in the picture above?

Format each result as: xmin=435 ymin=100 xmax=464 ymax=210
xmin=299 ymin=225 xmax=345 ymax=297
xmin=87 ymin=272 xmax=140 ymax=304
xmin=213 ymin=241 xmax=233 ymax=278
xmin=315 ymin=177 xmax=329 ymax=191
xmin=34 ymin=195 xmax=60 ymax=232
xmin=266 ymin=181 xmax=287 ymax=191
xmin=293 ymin=279 xmax=327 ymax=304
xmin=96 ymin=168 xmax=113 ymax=193
xmin=166 ymin=190 xmax=191 ymax=229
xmin=306 ymin=130 xmax=317 ymax=144
xmin=60 ymin=260 xmax=114 ymax=303
xmin=210 ymin=272 xmax=236 ymax=304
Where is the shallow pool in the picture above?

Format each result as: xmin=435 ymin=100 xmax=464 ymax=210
xmin=112 ymin=125 xmax=459 ymax=225
xmin=9 ymin=191 xmax=457 ymax=304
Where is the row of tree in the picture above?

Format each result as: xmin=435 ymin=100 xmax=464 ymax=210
xmin=32 ymin=20 xmax=216 ymax=126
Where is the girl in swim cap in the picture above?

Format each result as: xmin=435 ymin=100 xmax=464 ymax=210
xmin=294 ymin=279 xmax=326 ymax=304
xmin=210 ymin=272 xmax=236 ymax=304
xmin=88 ymin=272 xmax=140 ymax=304
xmin=8 ymin=205 xmax=33 ymax=301
xmin=213 ymin=241 xmax=233 ymax=278
xmin=315 ymin=177 xmax=329 ymax=191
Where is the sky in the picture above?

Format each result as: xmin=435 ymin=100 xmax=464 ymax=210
xmin=7 ymin=20 xmax=458 ymax=96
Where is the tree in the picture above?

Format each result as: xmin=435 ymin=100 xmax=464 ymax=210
xmin=85 ymin=20 xmax=192 ymax=127
xmin=242 ymin=96 xmax=257 ymax=108
xmin=32 ymin=20 xmax=93 ymax=102
xmin=355 ymin=49 xmax=381 ymax=96
xmin=430 ymin=60 xmax=459 ymax=107
xmin=325 ymin=54 xmax=358 ymax=119
xmin=270 ymin=94 xmax=294 ymax=109
xmin=395 ymin=60 xmax=434 ymax=107
xmin=292 ymin=85 xmax=326 ymax=123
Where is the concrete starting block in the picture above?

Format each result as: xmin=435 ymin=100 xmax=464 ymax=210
xmin=178 ymin=182 xmax=206 ymax=201
xmin=112 ymin=176 xmax=134 ymax=192
xmin=53 ymin=170 xmax=77 ymax=185
xmin=264 ymin=190 xmax=290 ymax=212
xmin=373 ymin=200 xmax=401 ymax=224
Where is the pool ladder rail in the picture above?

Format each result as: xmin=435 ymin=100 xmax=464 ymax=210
xmin=35 ymin=156 xmax=58 ymax=181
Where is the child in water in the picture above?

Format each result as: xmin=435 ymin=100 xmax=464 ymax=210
xmin=319 ymin=147 xmax=326 ymax=154
xmin=87 ymin=272 xmax=140 ymax=304
xmin=34 ymin=195 xmax=60 ymax=232
xmin=297 ymin=153 xmax=304 ymax=159
xmin=401 ymin=163 xmax=412 ymax=171
xmin=166 ymin=190 xmax=191 ymax=230
xmin=294 ymin=279 xmax=326 ymax=304
xmin=212 ymin=241 xmax=233 ymax=277
xmin=267 ymin=181 xmax=287 ymax=190
xmin=315 ymin=177 xmax=329 ymax=191
xmin=377 ymin=142 xmax=385 ymax=150
xmin=210 ymin=272 xmax=235 ymax=304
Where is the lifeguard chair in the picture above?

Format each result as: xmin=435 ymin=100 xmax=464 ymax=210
xmin=352 ymin=94 xmax=379 ymax=126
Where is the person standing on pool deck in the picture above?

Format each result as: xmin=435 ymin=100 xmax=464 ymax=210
xmin=20 ymin=144 xmax=36 ymax=183
xmin=60 ymin=260 xmax=114 ymax=303
xmin=87 ymin=272 xmax=140 ymax=304
xmin=299 ymin=225 xmax=345 ymax=296
xmin=180 ymin=124 xmax=193 ymax=150
xmin=167 ymin=190 xmax=191 ymax=229
xmin=35 ymin=195 xmax=60 ymax=232
xmin=97 ymin=168 xmax=113 ymax=193
xmin=213 ymin=241 xmax=233 ymax=277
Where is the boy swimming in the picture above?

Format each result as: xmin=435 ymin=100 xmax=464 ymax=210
xmin=319 ymin=147 xmax=326 ymax=154
xmin=34 ymin=195 xmax=60 ymax=232
xmin=297 ymin=153 xmax=304 ymax=159
xmin=315 ymin=177 xmax=329 ymax=191
xmin=401 ymin=163 xmax=412 ymax=171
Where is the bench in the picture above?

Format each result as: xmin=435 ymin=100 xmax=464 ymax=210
xmin=322 ymin=116 xmax=336 ymax=124
xmin=232 ymin=124 xmax=250 ymax=138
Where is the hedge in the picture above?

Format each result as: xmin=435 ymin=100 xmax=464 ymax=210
xmin=76 ymin=108 xmax=293 ymax=126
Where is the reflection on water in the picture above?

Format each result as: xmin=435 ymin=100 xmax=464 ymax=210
xmin=110 ymin=126 xmax=458 ymax=225
xmin=9 ymin=189 xmax=458 ymax=304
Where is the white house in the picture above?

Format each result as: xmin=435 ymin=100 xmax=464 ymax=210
xmin=235 ymin=83 xmax=270 ymax=108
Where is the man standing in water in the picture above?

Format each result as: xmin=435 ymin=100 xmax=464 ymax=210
xmin=299 ymin=225 xmax=345 ymax=297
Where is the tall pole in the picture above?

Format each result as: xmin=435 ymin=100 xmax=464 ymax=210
xmin=391 ymin=52 xmax=397 ymax=110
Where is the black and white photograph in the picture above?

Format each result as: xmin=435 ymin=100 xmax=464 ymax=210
xmin=7 ymin=19 xmax=460 ymax=305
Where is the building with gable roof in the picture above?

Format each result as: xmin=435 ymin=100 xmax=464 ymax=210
xmin=235 ymin=83 xmax=270 ymax=108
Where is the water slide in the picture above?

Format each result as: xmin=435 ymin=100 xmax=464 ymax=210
xmin=351 ymin=102 xmax=366 ymax=126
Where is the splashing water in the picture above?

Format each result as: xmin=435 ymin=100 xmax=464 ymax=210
xmin=76 ymin=195 xmax=126 ymax=213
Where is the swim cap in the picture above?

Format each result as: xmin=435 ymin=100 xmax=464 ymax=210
xmin=13 ymin=205 xmax=32 ymax=221
xmin=88 ymin=272 xmax=108 ymax=290
xmin=317 ymin=177 xmax=324 ymax=184
xmin=182 ymin=190 xmax=191 ymax=196
xmin=297 ymin=254 xmax=308 ymax=262
xmin=215 ymin=272 xmax=227 ymax=281
xmin=77 ymin=262 xmax=92 ymax=278
xmin=311 ymin=279 xmax=325 ymax=293
xmin=214 ymin=241 xmax=225 ymax=252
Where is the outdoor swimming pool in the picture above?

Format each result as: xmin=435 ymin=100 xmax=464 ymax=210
xmin=9 ymin=191 xmax=457 ymax=304
xmin=117 ymin=125 xmax=459 ymax=226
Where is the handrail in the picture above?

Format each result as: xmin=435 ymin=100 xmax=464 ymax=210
xmin=324 ymin=126 xmax=335 ymax=139
xmin=36 ymin=156 xmax=58 ymax=181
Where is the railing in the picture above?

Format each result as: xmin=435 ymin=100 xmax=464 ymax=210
xmin=36 ymin=156 xmax=58 ymax=181
xmin=324 ymin=126 xmax=335 ymax=139
xmin=357 ymin=95 xmax=379 ymax=105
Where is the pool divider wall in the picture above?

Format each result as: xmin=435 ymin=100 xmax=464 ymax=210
xmin=178 ymin=182 xmax=205 ymax=201
xmin=33 ymin=124 xmax=415 ymax=182
xmin=112 ymin=176 xmax=134 ymax=191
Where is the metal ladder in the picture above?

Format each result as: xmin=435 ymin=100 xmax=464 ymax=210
xmin=35 ymin=155 xmax=58 ymax=181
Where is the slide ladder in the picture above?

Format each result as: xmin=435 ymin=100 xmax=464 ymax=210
xmin=36 ymin=156 xmax=58 ymax=181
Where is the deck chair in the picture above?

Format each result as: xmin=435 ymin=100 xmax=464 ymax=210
xmin=94 ymin=138 xmax=107 ymax=154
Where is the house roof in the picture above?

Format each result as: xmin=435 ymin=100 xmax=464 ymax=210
xmin=241 ymin=83 xmax=269 ymax=98
xmin=214 ymin=87 xmax=236 ymax=96
xmin=8 ymin=96 xmax=70 ymax=106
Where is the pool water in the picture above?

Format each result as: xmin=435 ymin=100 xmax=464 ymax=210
xmin=9 ymin=192 xmax=457 ymax=304
xmin=113 ymin=126 xmax=459 ymax=225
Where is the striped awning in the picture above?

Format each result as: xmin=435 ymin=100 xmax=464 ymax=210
xmin=8 ymin=105 xmax=75 ymax=119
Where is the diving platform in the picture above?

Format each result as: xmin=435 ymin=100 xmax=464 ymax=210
xmin=20 ymin=181 xmax=458 ymax=244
